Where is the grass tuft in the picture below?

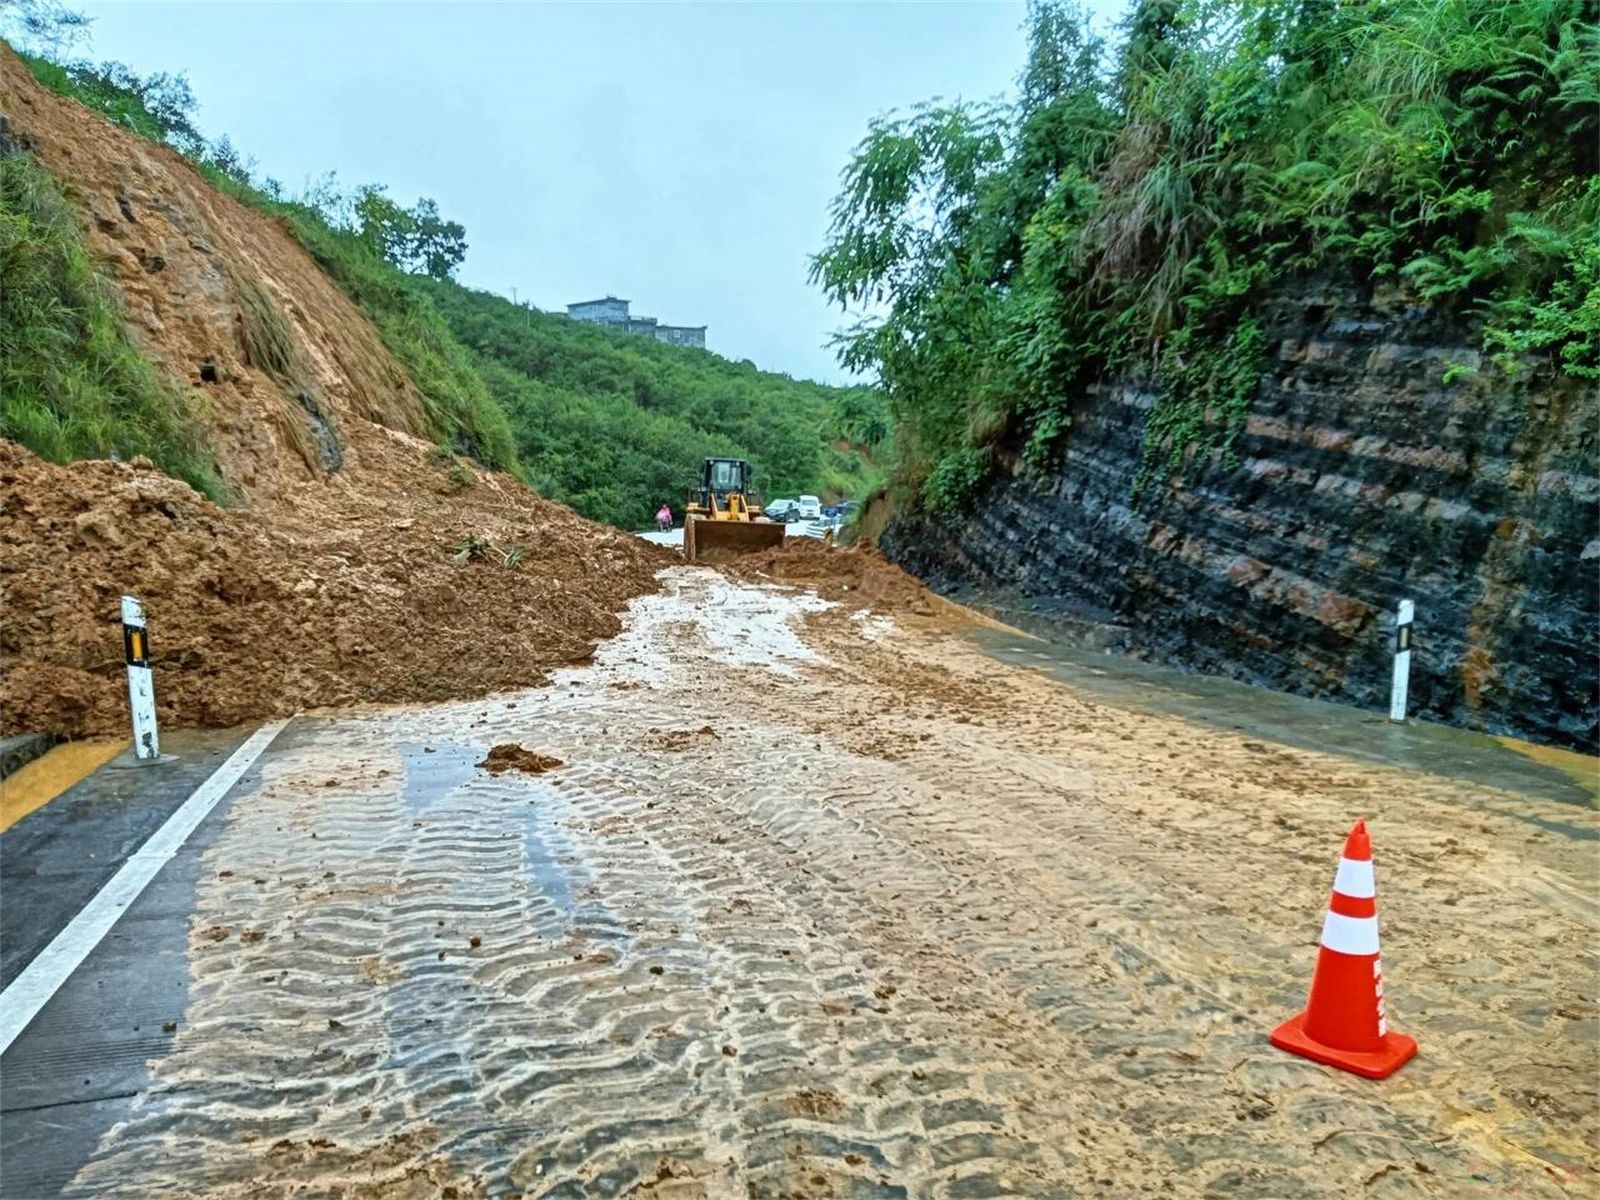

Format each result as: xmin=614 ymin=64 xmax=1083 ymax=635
xmin=0 ymin=150 xmax=225 ymax=500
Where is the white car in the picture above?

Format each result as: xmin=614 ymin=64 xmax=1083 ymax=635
xmin=797 ymin=495 xmax=822 ymax=520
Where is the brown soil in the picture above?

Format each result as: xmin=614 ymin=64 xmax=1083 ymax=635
xmin=782 ymin=1088 xmax=845 ymax=1120
xmin=475 ymin=744 xmax=563 ymax=776
xmin=724 ymin=539 xmax=931 ymax=613
xmin=642 ymin=725 xmax=719 ymax=752
xmin=0 ymin=43 xmax=432 ymax=498
xmin=0 ymin=442 xmax=670 ymax=737
xmin=0 ymin=48 xmax=673 ymax=738
xmin=68 ymin=570 xmax=1595 ymax=1197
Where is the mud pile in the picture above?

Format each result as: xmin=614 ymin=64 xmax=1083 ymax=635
xmin=476 ymin=744 xmax=564 ymax=775
xmin=0 ymin=47 xmax=680 ymax=737
xmin=0 ymin=440 xmax=671 ymax=737
xmin=726 ymin=540 xmax=932 ymax=613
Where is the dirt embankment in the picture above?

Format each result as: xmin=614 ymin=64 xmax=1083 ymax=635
xmin=0 ymin=46 xmax=674 ymax=737
xmin=725 ymin=539 xmax=932 ymax=613
xmin=0 ymin=440 xmax=672 ymax=736
xmin=0 ymin=42 xmax=433 ymax=498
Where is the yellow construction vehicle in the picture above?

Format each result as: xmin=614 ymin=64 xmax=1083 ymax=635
xmin=682 ymin=456 xmax=786 ymax=563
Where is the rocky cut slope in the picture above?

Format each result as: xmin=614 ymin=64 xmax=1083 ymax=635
xmin=883 ymin=277 xmax=1599 ymax=751
xmin=0 ymin=44 xmax=670 ymax=737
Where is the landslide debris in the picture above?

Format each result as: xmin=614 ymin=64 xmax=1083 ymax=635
xmin=0 ymin=45 xmax=679 ymax=739
xmin=642 ymin=725 xmax=719 ymax=752
xmin=476 ymin=744 xmax=564 ymax=776
xmin=0 ymin=42 xmax=434 ymax=500
xmin=725 ymin=539 xmax=932 ymax=614
xmin=0 ymin=441 xmax=671 ymax=738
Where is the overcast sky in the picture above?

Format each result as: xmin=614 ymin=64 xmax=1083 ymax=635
xmin=72 ymin=1 xmax=1126 ymax=384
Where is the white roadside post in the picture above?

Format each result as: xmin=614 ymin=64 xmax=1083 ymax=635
xmin=1389 ymin=599 xmax=1414 ymax=723
xmin=121 ymin=595 xmax=160 ymax=759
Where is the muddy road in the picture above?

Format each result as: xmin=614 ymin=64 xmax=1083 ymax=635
xmin=5 ymin=568 xmax=1595 ymax=1198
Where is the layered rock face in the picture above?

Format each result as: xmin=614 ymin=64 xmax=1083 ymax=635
xmin=883 ymin=280 xmax=1599 ymax=751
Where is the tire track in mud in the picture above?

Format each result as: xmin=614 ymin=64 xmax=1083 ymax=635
xmin=792 ymin=617 xmax=1599 ymax=1196
xmin=58 ymin=570 xmax=1598 ymax=1199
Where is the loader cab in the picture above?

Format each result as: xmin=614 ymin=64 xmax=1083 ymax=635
xmin=694 ymin=457 xmax=761 ymax=513
xmin=682 ymin=455 xmax=786 ymax=560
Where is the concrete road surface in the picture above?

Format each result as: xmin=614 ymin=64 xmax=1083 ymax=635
xmin=1 ymin=568 xmax=1594 ymax=1198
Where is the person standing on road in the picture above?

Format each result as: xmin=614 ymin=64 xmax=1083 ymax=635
xmin=656 ymin=503 xmax=673 ymax=531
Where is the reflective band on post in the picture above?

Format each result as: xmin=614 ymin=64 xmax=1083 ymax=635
xmin=1389 ymin=599 xmax=1414 ymax=723
xmin=1319 ymin=911 xmax=1381 ymax=956
xmin=121 ymin=595 xmax=160 ymax=760
xmin=123 ymin=625 xmax=148 ymax=667
xmin=1332 ymin=857 xmax=1376 ymax=898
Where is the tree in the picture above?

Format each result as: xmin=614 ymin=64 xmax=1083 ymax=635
xmin=352 ymin=185 xmax=466 ymax=281
xmin=406 ymin=197 xmax=466 ymax=281
xmin=0 ymin=0 xmax=89 ymax=54
xmin=815 ymin=0 xmax=1599 ymax=512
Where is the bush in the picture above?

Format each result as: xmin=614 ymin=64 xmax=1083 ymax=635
xmin=814 ymin=0 xmax=1600 ymax=504
xmin=923 ymin=446 xmax=987 ymax=515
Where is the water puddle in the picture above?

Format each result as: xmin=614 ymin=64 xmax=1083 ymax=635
xmin=399 ymin=741 xmax=479 ymax=812
xmin=963 ymin=626 xmax=1598 ymax=813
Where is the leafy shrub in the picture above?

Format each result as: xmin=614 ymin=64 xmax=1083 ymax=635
xmin=1136 ymin=316 xmax=1266 ymax=494
xmin=815 ymin=0 xmax=1599 ymax=507
xmin=923 ymin=446 xmax=988 ymax=516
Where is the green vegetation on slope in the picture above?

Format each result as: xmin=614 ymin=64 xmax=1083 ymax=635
xmin=267 ymin=191 xmax=521 ymax=474
xmin=814 ymin=0 xmax=1600 ymax=513
xmin=9 ymin=23 xmax=885 ymax=526
xmin=422 ymin=280 xmax=885 ymax=527
xmin=0 ymin=151 xmax=224 ymax=499
xmin=17 ymin=41 xmax=524 ymax=474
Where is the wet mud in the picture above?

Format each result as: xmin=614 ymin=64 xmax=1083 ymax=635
xmin=58 ymin=568 xmax=1598 ymax=1198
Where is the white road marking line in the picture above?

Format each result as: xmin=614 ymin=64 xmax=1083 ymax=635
xmin=0 ymin=719 xmax=290 ymax=1055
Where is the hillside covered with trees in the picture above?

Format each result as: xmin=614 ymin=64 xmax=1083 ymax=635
xmin=422 ymin=281 xmax=886 ymax=528
xmin=814 ymin=0 xmax=1597 ymax=511
xmin=2 ymin=9 xmax=886 ymax=527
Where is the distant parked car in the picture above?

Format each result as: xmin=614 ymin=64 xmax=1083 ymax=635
xmin=765 ymin=499 xmax=800 ymax=522
xmin=797 ymin=495 xmax=822 ymax=520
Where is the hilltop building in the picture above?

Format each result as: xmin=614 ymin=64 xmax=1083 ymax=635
xmin=565 ymin=297 xmax=706 ymax=349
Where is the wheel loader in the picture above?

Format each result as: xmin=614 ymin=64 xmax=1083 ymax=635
xmin=682 ymin=456 xmax=786 ymax=563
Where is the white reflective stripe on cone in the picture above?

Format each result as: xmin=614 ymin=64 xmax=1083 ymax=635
xmin=1320 ymin=911 xmax=1381 ymax=956
xmin=1332 ymin=857 xmax=1376 ymax=898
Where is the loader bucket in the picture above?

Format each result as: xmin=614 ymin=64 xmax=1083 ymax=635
xmin=683 ymin=515 xmax=786 ymax=564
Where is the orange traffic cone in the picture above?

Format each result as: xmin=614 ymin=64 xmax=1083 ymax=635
xmin=1270 ymin=818 xmax=1417 ymax=1079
